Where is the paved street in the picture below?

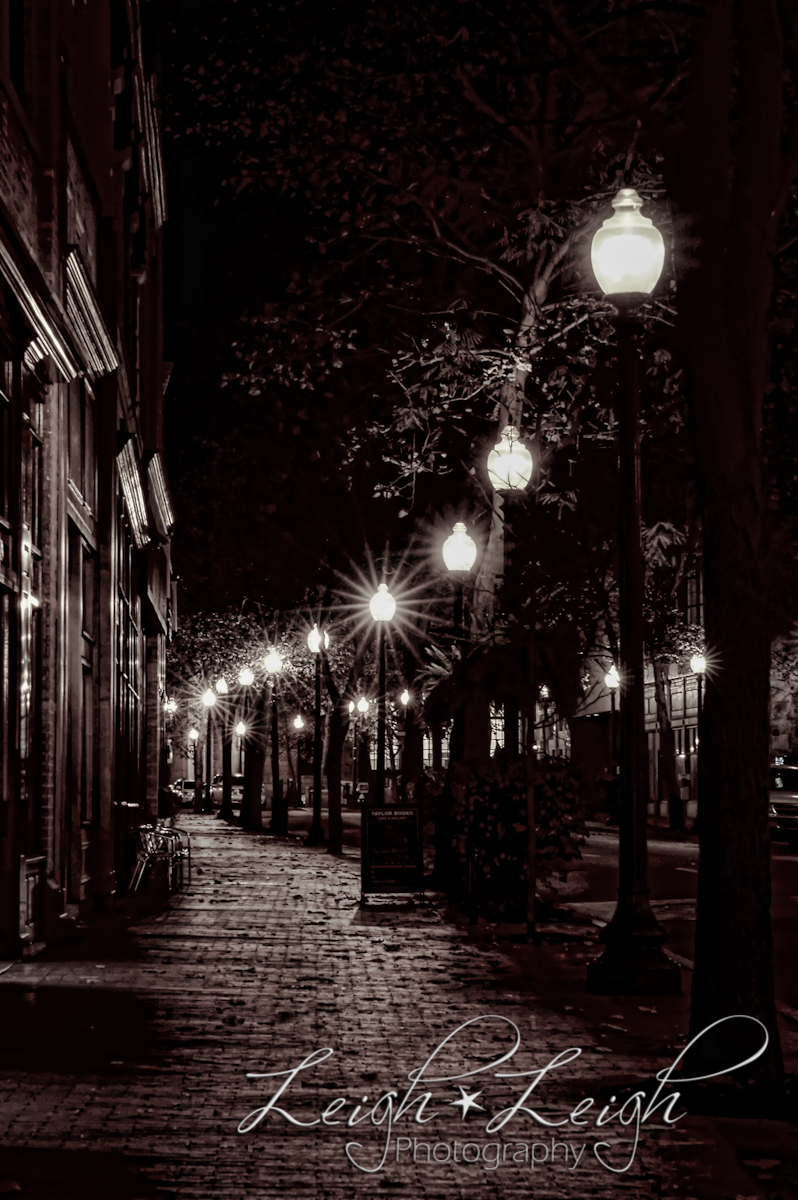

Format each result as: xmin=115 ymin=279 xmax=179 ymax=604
xmin=0 ymin=817 xmax=796 ymax=1199
xmin=561 ymin=829 xmax=798 ymax=1013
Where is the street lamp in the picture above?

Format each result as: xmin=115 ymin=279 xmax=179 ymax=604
xmin=306 ymin=625 xmax=330 ymax=845
xmin=369 ymin=586 xmax=395 ymax=805
xmin=443 ymin=521 xmax=476 ymax=636
xmin=604 ymin=664 xmax=621 ymax=821
xmin=400 ymin=690 xmax=410 ymax=707
xmin=201 ymin=688 xmax=216 ymax=813
xmin=264 ymin=648 xmax=286 ymax=834
xmin=239 ymin=667 xmax=254 ymax=686
xmin=292 ymin=715 xmax=305 ymax=805
xmin=487 ymin=426 xmax=534 ymax=493
xmin=349 ymin=697 xmax=369 ymax=804
xmin=215 ymin=677 xmax=228 ymax=695
xmin=586 ymin=186 xmax=679 ymax=995
xmin=236 ymin=721 xmax=246 ymax=771
xmin=188 ymin=726 xmax=199 ymax=779
xmin=690 ymin=654 xmax=707 ymax=832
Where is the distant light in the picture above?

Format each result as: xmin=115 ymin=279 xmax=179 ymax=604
xmin=486 ymin=425 xmax=533 ymax=493
xmin=369 ymin=583 xmax=396 ymax=622
xmin=348 ymin=700 xmax=355 ymax=714
xmin=239 ymin=667 xmax=255 ymax=686
xmin=189 ymin=728 xmax=199 ymax=741
xmin=690 ymin=654 xmax=707 ymax=676
xmin=591 ymin=188 xmax=665 ymax=296
xmin=264 ymin=649 xmax=283 ymax=674
xmin=215 ymin=677 xmax=228 ymax=694
xmin=357 ymin=697 xmax=369 ymax=714
xmin=307 ymin=625 xmax=330 ymax=653
xmin=202 ymin=689 xmax=216 ymax=707
xmin=442 ymin=522 xmax=477 ymax=572
xmin=540 ymin=684 xmax=550 ymax=700
xmin=293 ymin=715 xmax=305 ymax=730
xmin=605 ymin=665 xmax=620 ymax=691
xmin=775 ymin=754 xmax=785 ymax=766
xmin=164 ymin=698 xmax=178 ymax=714
xmin=400 ymin=689 xmax=410 ymax=706
xmin=236 ymin=722 xmax=247 ymax=736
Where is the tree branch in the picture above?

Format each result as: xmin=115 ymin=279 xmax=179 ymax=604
xmin=542 ymin=1 xmax=678 ymax=161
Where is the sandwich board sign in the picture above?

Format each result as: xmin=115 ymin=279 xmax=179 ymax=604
xmin=361 ymin=805 xmax=423 ymax=896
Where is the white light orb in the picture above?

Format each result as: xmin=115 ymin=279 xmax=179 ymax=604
xmin=486 ymin=425 xmax=533 ymax=493
xmin=591 ymin=188 xmax=665 ymax=296
xmin=442 ymin=522 xmax=477 ymax=572
xmin=605 ymin=665 xmax=620 ymax=691
xmin=236 ymin=722 xmax=247 ymax=736
xmin=202 ymin=688 xmax=216 ymax=707
xmin=215 ymin=677 xmax=228 ymax=694
xmin=164 ymin=698 xmax=177 ymax=714
xmin=238 ymin=667 xmax=255 ymax=686
xmin=400 ymin=689 xmax=410 ymax=706
xmin=263 ymin=649 xmax=283 ymax=675
xmin=690 ymin=654 xmax=707 ymax=676
xmin=293 ymin=715 xmax=305 ymax=730
xmin=357 ymin=697 xmax=369 ymax=714
xmin=307 ymin=625 xmax=330 ymax=653
xmin=348 ymin=700 xmax=355 ymax=714
xmin=188 ymin=728 xmax=199 ymax=741
xmin=369 ymin=583 xmax=396 ymax=622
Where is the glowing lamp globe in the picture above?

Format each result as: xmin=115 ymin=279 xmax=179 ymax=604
xmin=400 ymin=690 xmax=410 ymax=706
xmin=215 ymin=677 xmax=228 ymax=694
xmin=605 ymin=665 xmax=620 ymax=691
xmin=202 ymin=688 xmax=216 ymax=707
xmin=690 ymin=654 xmax=707 ymax=676
xmin=357 ymin=697 xmax=369 ymax=714
xmin=236 ymin=722 xmax=247 ymax=736
xmin=188 ymin=728 xmax=199 ymax=741
xmin=263 ymin=649 xmax=283 ymax=675
xmin=487 ymin=426 xmax=533 ymax=493
xmin=369 ymin=583 xmax=396 ymax=622
xmin=307 ymin=625 xmax=330 ymax=654
xmin=591 ymin=188 xmax=665 ymax=296
xmin=442 ymin=522 xmax=477 ymax=572
xmin=238 ymin=667 xmax=255 ymax=686
xmin=293 ymin=715 xmax=305 ymax=730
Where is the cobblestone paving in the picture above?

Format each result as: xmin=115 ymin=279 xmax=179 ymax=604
xmin=0 ymin=817 xmax=788 ymax=1198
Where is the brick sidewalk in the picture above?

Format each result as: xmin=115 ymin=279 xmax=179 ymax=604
xmin=0 ymin=817 xmax=792 ymax=1199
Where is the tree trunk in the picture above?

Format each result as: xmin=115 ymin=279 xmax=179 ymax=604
xmin=240 ymin=690 xmax=266 ymax=831
xmin=653 ymin=662 xmax=682 ymax=831
xmin=217 ymin=734 xmax=234 ymax=820
xmin=192 ymin=745 xmax=204 ymax=814
xmin=326 ymin=703 xmax=347 ymax=856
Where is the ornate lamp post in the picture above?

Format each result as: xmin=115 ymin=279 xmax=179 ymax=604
xmin=201 ymin=688 xmax=216 ymax=813
xmin=306 ymin=625 xmax=330 ymax=845
xmin=349 ymin=696 xmax=369 ymax=802
xmin=264 ymin=649 xmax=286 ymax=834
xmin=214 ymin=676 xmax=236 ymax=820
xmin=689 ymin=654 xmax=707 ymax=832
xmin=188 ymin=727 xmax=199 ymax=784
xmin=236 ymin=721 xmax=247 ymax=772
xmin=369 ymin=585 xmax=395 ymax=804
xmin=442 ymin=521 xmax=477 ymax=637
xmin=586 ymin=187 xmax=679 ymax=995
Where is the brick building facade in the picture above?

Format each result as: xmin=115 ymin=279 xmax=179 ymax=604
xmin=0 ymin=0 xmax=173 ymax=955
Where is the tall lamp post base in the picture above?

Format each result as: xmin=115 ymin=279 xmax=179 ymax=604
xmin=586 ymin=897 xmax=681 ymax=995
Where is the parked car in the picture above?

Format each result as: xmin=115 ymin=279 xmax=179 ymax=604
xmin=768 ymin=765 xmax=798 ymax=846
xmin=210 ymin=773 xmax=246 ymax=804
xmin=170 ymin=778 xmax=200 ymax=807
